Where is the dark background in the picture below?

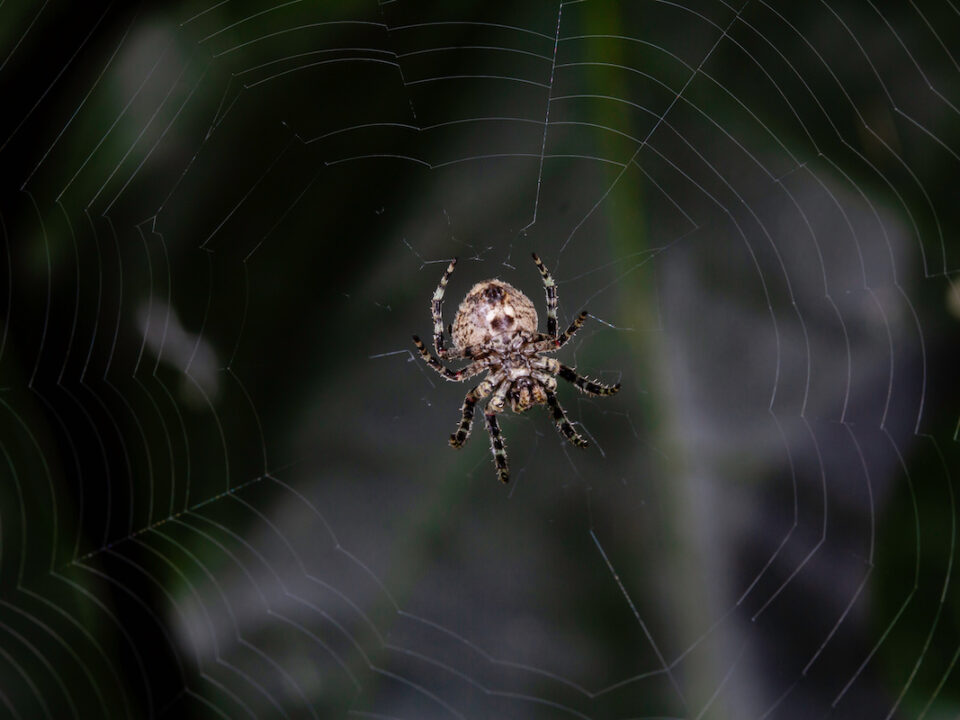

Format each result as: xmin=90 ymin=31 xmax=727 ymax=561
xmin=1 ymin=1 xmax=959 ymax=718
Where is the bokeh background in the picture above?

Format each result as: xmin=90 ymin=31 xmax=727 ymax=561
xmin=1 ymin=1 xmax=959 ymax=718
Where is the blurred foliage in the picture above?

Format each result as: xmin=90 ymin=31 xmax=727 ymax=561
xmin=1 ymin=0 xmax=959 ymax=718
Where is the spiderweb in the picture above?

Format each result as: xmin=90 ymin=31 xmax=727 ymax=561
xmin=1 ymin=1 xmax=958 ymax=718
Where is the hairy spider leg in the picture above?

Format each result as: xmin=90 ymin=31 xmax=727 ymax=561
xmin=432 ymin=258 xmax=458 ymax=356
xmin=412 ymin=336 xmax=487 ymax=381
xmin=531 ymin=370 xmax=558 ymax=392
xmin=530 ymin=356 xmax=560 ymax=374
xmin=529 ymin=310 xmax=589 ymax=353
xmin=480 ymin=379 xmax=517 ymax=482
xmin=484 ymin=409 xmax=510 ymax=483
xmin=450 ymin=370 xmax=506 ymax=448
xmin=557 ymin=310 xmax=588 ymax=347
xmin=558 ymin=364 xmax=621 ymax=396
xmin=488 ymin=378 xmax=512 ymax=413
xmin=531 ymin=252 xmax=559 ymax=337
xmin=545 ymin=391 xmax=589 ymax=448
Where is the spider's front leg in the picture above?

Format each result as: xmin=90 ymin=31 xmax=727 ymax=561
xmin=474 ymin=379 xmax=513 ymax=483
xmin=450 ymin=370 xmax=505 ymax=448
xmin=484 ymin=406 xmax=510 ymax=484
xmin=545 ymin=391 xmax=589 ymax=448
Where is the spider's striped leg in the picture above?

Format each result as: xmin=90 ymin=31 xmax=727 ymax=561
xmin=529 ymin=311 xmax=589 ymax=353
xmin=558 ymin=364 xmax=621 ymax=396
xmin=432 ymin=258 xmax=458 ymax=356
xmin=450 ymin=371 xmax=504 ymax=448
xmin=531 ymin=357 xmax=560 ymax=375
xmin=484 ymin=405 xmax=510 ymax=483
xmin=531 ymin=370 xmax=558 ymax=392
xmin=531 ymin=252 xmax=559 ymax=337
xmin=545 ymin=391 xmax=589 ymax=448
xmin=412 ymin=336 xmax=486 ymax=381
xmin=557 ymin=310 xmax=588 ymax=348
xmin=487 ymin=377 xmax=512 ymax=413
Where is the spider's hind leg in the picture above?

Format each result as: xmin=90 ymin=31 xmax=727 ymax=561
xmin=529 ymin=311 xmax=590 ymax=353
xmin=557 ymin=310 xmax=588 ymax=348
xmin=532 ymin=253 xmax=559 ymax=337
xmin=432 ymin=258 xmax=458 ymax=356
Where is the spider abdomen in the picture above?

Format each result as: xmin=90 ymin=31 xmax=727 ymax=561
xmin=452 ymin=280 xmax=538 ymax=351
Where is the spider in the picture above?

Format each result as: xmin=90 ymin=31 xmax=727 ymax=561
xmin=412 ymin=253 xmax=620 ymax=483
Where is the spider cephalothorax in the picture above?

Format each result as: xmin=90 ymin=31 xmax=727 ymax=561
xmin=412 ymin=253 xmax=621 ymax=484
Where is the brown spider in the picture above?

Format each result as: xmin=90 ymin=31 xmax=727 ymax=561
xmin=412 ymin=253 xmax=621 ymax=483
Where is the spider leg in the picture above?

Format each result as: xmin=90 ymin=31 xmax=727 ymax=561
xmin=558 ymin=364 xmax=621 ymax=396
xmin=530 ymin=357 xmax=560 ymax=375
xmin=545 ymin=391 xmax=589 ymax=448
xmin=530 ymin=370 xmax=558 ymax=392
xmin=432 ymin=258 xmax=458 ymax=356
xmin=487 ymin=377 xmax=512 ymax=413
xmin=557 ymin=310 xmax=588 ymax=347
xmin=412 ymin=336 xmax=487 ymax=381
xmin=528 ymin=311 xmax=589 ymax=353
xmin=450 ymin=371 xmax=505 ymax=448
xmin=531 ymin=252 xmax=559 ymax=337
xmin=484 ymin=404 xmax=510 ymax=483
